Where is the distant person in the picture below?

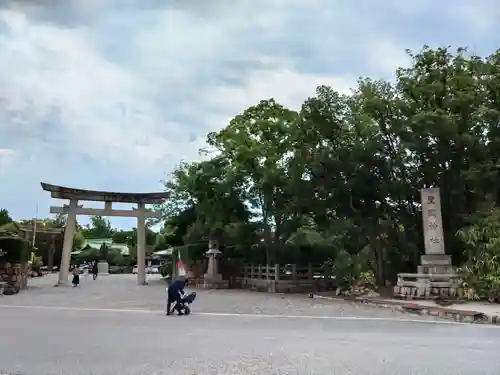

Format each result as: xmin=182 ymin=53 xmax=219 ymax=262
xmin=83 ymin=263 xmax=89 ymax=281
xmin=92 ymin=261 xmax=98 ymax=280
xmin=72 ymin=267 xmax=80 ymax=287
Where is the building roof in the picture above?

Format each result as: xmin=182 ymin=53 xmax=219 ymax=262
xmin=0 ymin=222 xmax=63 ymax=236
xmin=18 ymin=227 xmax=63 ymax=235
xmin=81 ymin=238 xmax=130 ymax=256
xmin=40 ymin=182 xmax=169 ymax=204
xmin=152 ymin=248 xmax=173 ymax=256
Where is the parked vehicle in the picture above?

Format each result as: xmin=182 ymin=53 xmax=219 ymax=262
xmin=109 ymin=265 xmax=122 ymax=274
xmin=79 ymin=265 xmax=89 ymax=273
xmin=132 ymin=265 xmax=160 ymax=274
xmin=40 ymin=266 xmax=58 ymax=272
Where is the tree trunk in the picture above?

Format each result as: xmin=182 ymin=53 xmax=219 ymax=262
xmin=48 ymin=235 xmax=55 ymax=272
xmin=369 ymin=220 xmax=385 ymax=286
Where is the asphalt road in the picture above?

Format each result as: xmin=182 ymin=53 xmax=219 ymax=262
xmin=0 ymin=274 xmax=499 ymax=374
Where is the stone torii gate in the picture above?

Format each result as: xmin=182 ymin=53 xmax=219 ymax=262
xmin=40 ymin=183 xmax=168 ymax=286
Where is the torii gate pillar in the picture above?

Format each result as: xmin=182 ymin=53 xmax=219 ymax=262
xmin=136 ymin=203 xmax=147 ymax=285
xmin=59 ymin=199 xmax=78 ymax=286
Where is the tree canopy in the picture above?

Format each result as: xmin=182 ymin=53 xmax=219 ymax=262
xmin=156 ymin=46 xmax=500 ymax=297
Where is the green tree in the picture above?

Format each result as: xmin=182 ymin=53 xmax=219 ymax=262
xmin=207 ymin=99 xmax=298 ymax=262
xmin=73 ymin=231 xmax=85 ymax=250
xmin=154 ymin=45 xmax=500 ymax=295
xmin=99 ymin=243 xmax=109 ymax=262
xmin=82 ymin=216 xmax=115 ymax=239
xmin=457 ymin=209 xmax=500 ymax=300
xmin=0 ymin=209 xmax=13 ymax=226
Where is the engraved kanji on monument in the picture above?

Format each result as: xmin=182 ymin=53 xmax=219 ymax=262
xmin=421 ymin=187 xmax=445 ymax=255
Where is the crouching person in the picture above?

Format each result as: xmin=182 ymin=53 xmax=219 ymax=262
xmin=165 ymin=276 xmax=187 ymax=315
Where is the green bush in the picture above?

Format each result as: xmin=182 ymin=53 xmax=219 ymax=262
xmin=330 ymin=247 xmax=374 ymax=290
xmin=457 ymin=209 xmax=500 ymax=300
xmin=331 ymin=249 xmax=354 ymax=289
xmin=173 ymin=243 xmax=206 ymax=262
xmin=224 ymin=243 xmax=338 ymax=265
xmin=107 ymin=249 xmax=127 ymax=266
xmin=0 ymin=235 xmax=30 ymax=262
xmin=159 ymin=263 xmax=172 ymax=278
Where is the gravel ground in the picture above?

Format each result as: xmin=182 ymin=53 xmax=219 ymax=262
xmin=0 ymin=274 xmax=498 ymax=375
xmin=2 ymin=274 xmax=445 ymax=320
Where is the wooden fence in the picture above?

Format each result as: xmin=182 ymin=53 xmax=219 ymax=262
xmin=237 ymin=264 xmax=336 ymax=293
xmin=183 ymin=261 xmax=336 ymax=293
xmin=239 ymin=264 xmax=332 ymax=281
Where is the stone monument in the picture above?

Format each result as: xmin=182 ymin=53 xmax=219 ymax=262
xmin=98 ymin=244 xmax=110 ymax=276
xmin=394 ymin=187 xmax=462 ymax=299
xmin=97 ymin=261 xmax=110 ymax=276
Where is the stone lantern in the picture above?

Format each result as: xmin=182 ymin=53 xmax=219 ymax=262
xmin=203 ymin=228 xmax=227 ymax=289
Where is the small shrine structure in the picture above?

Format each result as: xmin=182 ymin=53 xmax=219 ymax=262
xmin=18 ymin=222 xmax=63 ymax=272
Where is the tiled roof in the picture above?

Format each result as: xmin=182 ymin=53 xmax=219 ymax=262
xmin=82 ymin=238 xmax=130 ymax=256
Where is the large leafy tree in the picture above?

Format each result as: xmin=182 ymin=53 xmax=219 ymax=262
xmin=207 ymin=99 xmax=299 ymax=262
xmin=81 ymin=216 xmax=115 ymax=239
xmin=156 ymin=46 xmax=500 ymax=295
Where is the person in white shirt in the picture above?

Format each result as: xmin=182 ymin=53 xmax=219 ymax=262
xmin=83 ymin=263 xmax=89 ymax=281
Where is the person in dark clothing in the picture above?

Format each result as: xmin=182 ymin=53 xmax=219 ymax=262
xmin=92 ymin=261 xmax=98 ymax=280
xmin=72 ymin=267 xmax=80 ymax=287
xmin=166 ymin=277 xmax=187 ymax=315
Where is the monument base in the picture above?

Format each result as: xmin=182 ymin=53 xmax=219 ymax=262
xmin=393 ymin=254 xmax=463 ymax=299
xmin=203 ymin=273 xmax=228 ymax=289
xmin=97 ymin=261 xmax=109 ymax=276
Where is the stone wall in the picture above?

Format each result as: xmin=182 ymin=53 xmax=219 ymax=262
xmin=235 ymin=277 xmax=323 ymax=293
xmin=0 ymin=260 xmax=30 ymax=290
xmin=393 ymin=272 xmax=463 ymax=300
xmin=393 ymin=285 xmax=464 ymax=299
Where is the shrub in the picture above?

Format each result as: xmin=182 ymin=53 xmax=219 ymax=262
xmin=330 ymin=246 xmax=374 ymax=290
xmin=0 ymin=235 xmax=30 ymax=262
xmin=159 ymin=264 xmax=171 ymax=278
xmin=457 ymin=209 xmax=500 ymax=300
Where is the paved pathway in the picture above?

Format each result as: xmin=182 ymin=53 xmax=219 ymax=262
xmin=1 ymin=274 xmax=499 ymax=374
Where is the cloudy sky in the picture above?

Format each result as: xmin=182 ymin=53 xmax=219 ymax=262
xmin=0 ymin=0 xmax=498 ymax=229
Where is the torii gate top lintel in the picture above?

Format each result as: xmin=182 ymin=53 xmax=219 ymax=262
xmin=40 ymin=182 xmax=169 ymax=204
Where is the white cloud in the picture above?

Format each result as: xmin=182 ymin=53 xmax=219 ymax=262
xmin=448 ymin=1 xmax=500 ymax=36
xmin=208 ymin=69 xmax=354 ymax=118
xmin=366 ymin=40 xmax=411 ymax=77
xmin=0 ymin=9 xmax=172 ymax=167
xmin=0 ymin=148 xmax=15 ymax=171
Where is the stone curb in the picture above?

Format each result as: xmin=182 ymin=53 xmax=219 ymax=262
xmin=312 ymin=294 xmax=500 ymax=325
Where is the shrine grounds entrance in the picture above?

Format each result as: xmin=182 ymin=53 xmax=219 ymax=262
xmin=40 ymin=183 xmax=168 ymax=286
